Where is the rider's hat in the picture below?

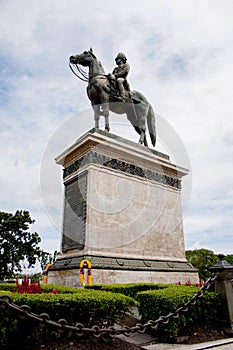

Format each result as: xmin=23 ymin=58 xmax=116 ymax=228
xmin=115 ymin=52 xmax=127 ymax=62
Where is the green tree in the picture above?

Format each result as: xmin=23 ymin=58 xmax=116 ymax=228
xmin=186 ymin=248 xmax=218 ymax=281
xmin=38 ymin=250 xmax=58 ymax=272
xmin=0 ymin=210 xmax=42 ymax=280
xmin=225 ymin=254 xmax=233 ymax=265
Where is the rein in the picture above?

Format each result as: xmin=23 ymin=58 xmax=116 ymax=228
xmin=69 ymin=62 xmax=108 ymax=82
xmin=69 ymin=63 xmax=89 ymax=82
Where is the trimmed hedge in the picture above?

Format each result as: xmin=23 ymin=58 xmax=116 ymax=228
xmin=0 ymin=283 xmax=222 ymax=344
xmin=11 ymin=289 xmax=136 ymax=324
xmin=136 ymin=285 xmax=221 ymax=341
xmin=41 ymin=284 xmax=79 ymax=294
xmin=0 ymin=283 xmax=15 ymax=292
xmin=85 ymin=282 xmax=165 ymax=298
xmin=0 ymin=288 xmax=136 ymax=346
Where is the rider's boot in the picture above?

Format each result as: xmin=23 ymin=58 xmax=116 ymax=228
xmin=117 ymin=82 xmax=126 ymax=102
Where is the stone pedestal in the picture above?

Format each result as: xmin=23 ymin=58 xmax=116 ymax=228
xmin=49 ymin=128 xmax=198 ymax=286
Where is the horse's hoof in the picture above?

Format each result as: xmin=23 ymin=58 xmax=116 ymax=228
xmin=105 ymin=126 xmax=110 ymax=132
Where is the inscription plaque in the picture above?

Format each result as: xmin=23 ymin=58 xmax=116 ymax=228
xmin=62 ymin=171 xmax=87 ymax=252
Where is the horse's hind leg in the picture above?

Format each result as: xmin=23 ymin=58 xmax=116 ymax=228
xmin=143 ymin=133 xmax=148 ymax=147
xmin=139 ymin=129 xmax=147 ymax=146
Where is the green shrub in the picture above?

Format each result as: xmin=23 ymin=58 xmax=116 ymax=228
xmin=136 ymin=285 xmax=221 ymax=341
xmin=41 ymin=284 xmax=79 ymax=294
xmin=86 ymin=282 xmax=165 ymax=298
xmin=0 ymin=283 xmax=16 ymax=292
xmin=0 ymin=283 xmax=222 ymax=345
xmin=0 ymin=288 xmax=136 ymax=346
xmin=12 ymin=289 xmax=136 ymax=325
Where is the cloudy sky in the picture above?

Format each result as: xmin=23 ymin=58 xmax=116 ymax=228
xmin=0 ymin=0 xmax=232 ymax=256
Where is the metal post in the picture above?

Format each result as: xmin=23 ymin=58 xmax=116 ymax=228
xmin=209 ymin=254 xmax=233 ymax=333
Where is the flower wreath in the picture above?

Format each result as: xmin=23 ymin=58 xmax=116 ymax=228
xmin=43 ymin=263 xmax=53 ymax=284
xmin=79 ymin=259 xmax=92 ymax=286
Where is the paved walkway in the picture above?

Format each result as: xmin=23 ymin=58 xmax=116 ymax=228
xmin=117 ymin=313 xmax=233 ymax=349
xmin=141 ymin=338 xmax=233 ymax=349
xmin=117 ymin=332 xmax=233 ymax=350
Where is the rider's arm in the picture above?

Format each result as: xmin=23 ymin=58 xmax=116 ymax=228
xmin=113 ymin=63 xmax=130 ymax=79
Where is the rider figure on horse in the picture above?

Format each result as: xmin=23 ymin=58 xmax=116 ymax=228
xmin=109 ymin=52 xmax=130 ymax=102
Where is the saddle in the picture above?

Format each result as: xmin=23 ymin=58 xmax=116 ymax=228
xmin=107 ymin=78 xmax=141 ymax=104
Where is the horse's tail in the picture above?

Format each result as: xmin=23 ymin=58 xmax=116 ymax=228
xmin=147 ymin=104 xmax=156 ymax=146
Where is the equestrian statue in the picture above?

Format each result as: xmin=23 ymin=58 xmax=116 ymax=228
xmin=69 ymin=48 xmax=156 ymax=147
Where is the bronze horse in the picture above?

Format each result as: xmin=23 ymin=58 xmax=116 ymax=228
xmin=69 ymin=49 xmax=156 ymax=147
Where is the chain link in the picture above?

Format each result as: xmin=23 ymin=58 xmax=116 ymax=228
xmin=0 ymin=275 xmax=216 ymax=338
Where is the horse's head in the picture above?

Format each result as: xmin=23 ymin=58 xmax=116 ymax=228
xmin=69 ymin=48 xmax=96 ymax=67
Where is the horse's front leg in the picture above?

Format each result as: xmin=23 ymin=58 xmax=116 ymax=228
xmin=100 ymin=99 xmax=110 ymax=132
xmin=92 ymin=104 xmax=100 ymax=129
xmin=104 ymin=112 xmax=110 ymax=132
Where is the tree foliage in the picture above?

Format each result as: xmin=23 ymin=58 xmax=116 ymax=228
xmin=0 ymin=210 xmax=42 ymax=280
xmin=38 ymin=250 xmax=58 ymax=272
xmin=225 ymin=254 xmax=233 ymax=265
xmin=186 ymin=248 xmax=218 ymax=280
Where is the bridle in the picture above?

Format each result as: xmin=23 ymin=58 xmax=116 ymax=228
xmin=69 ymin=57 xmax=108 ymax=82
xmin=69 ymin=62 xmax=89 ymax=82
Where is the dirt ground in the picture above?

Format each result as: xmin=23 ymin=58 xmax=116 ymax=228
xmin=176 ymin=323 xmax=227 ymax=345
xmin=3 ymin=324 xmax=228 ymax=350
xmin=3 ymin=337 xmax=139 ymax=350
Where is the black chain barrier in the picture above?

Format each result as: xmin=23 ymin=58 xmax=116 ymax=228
xmin=0 ymin=275 xmax=216 ymax=338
